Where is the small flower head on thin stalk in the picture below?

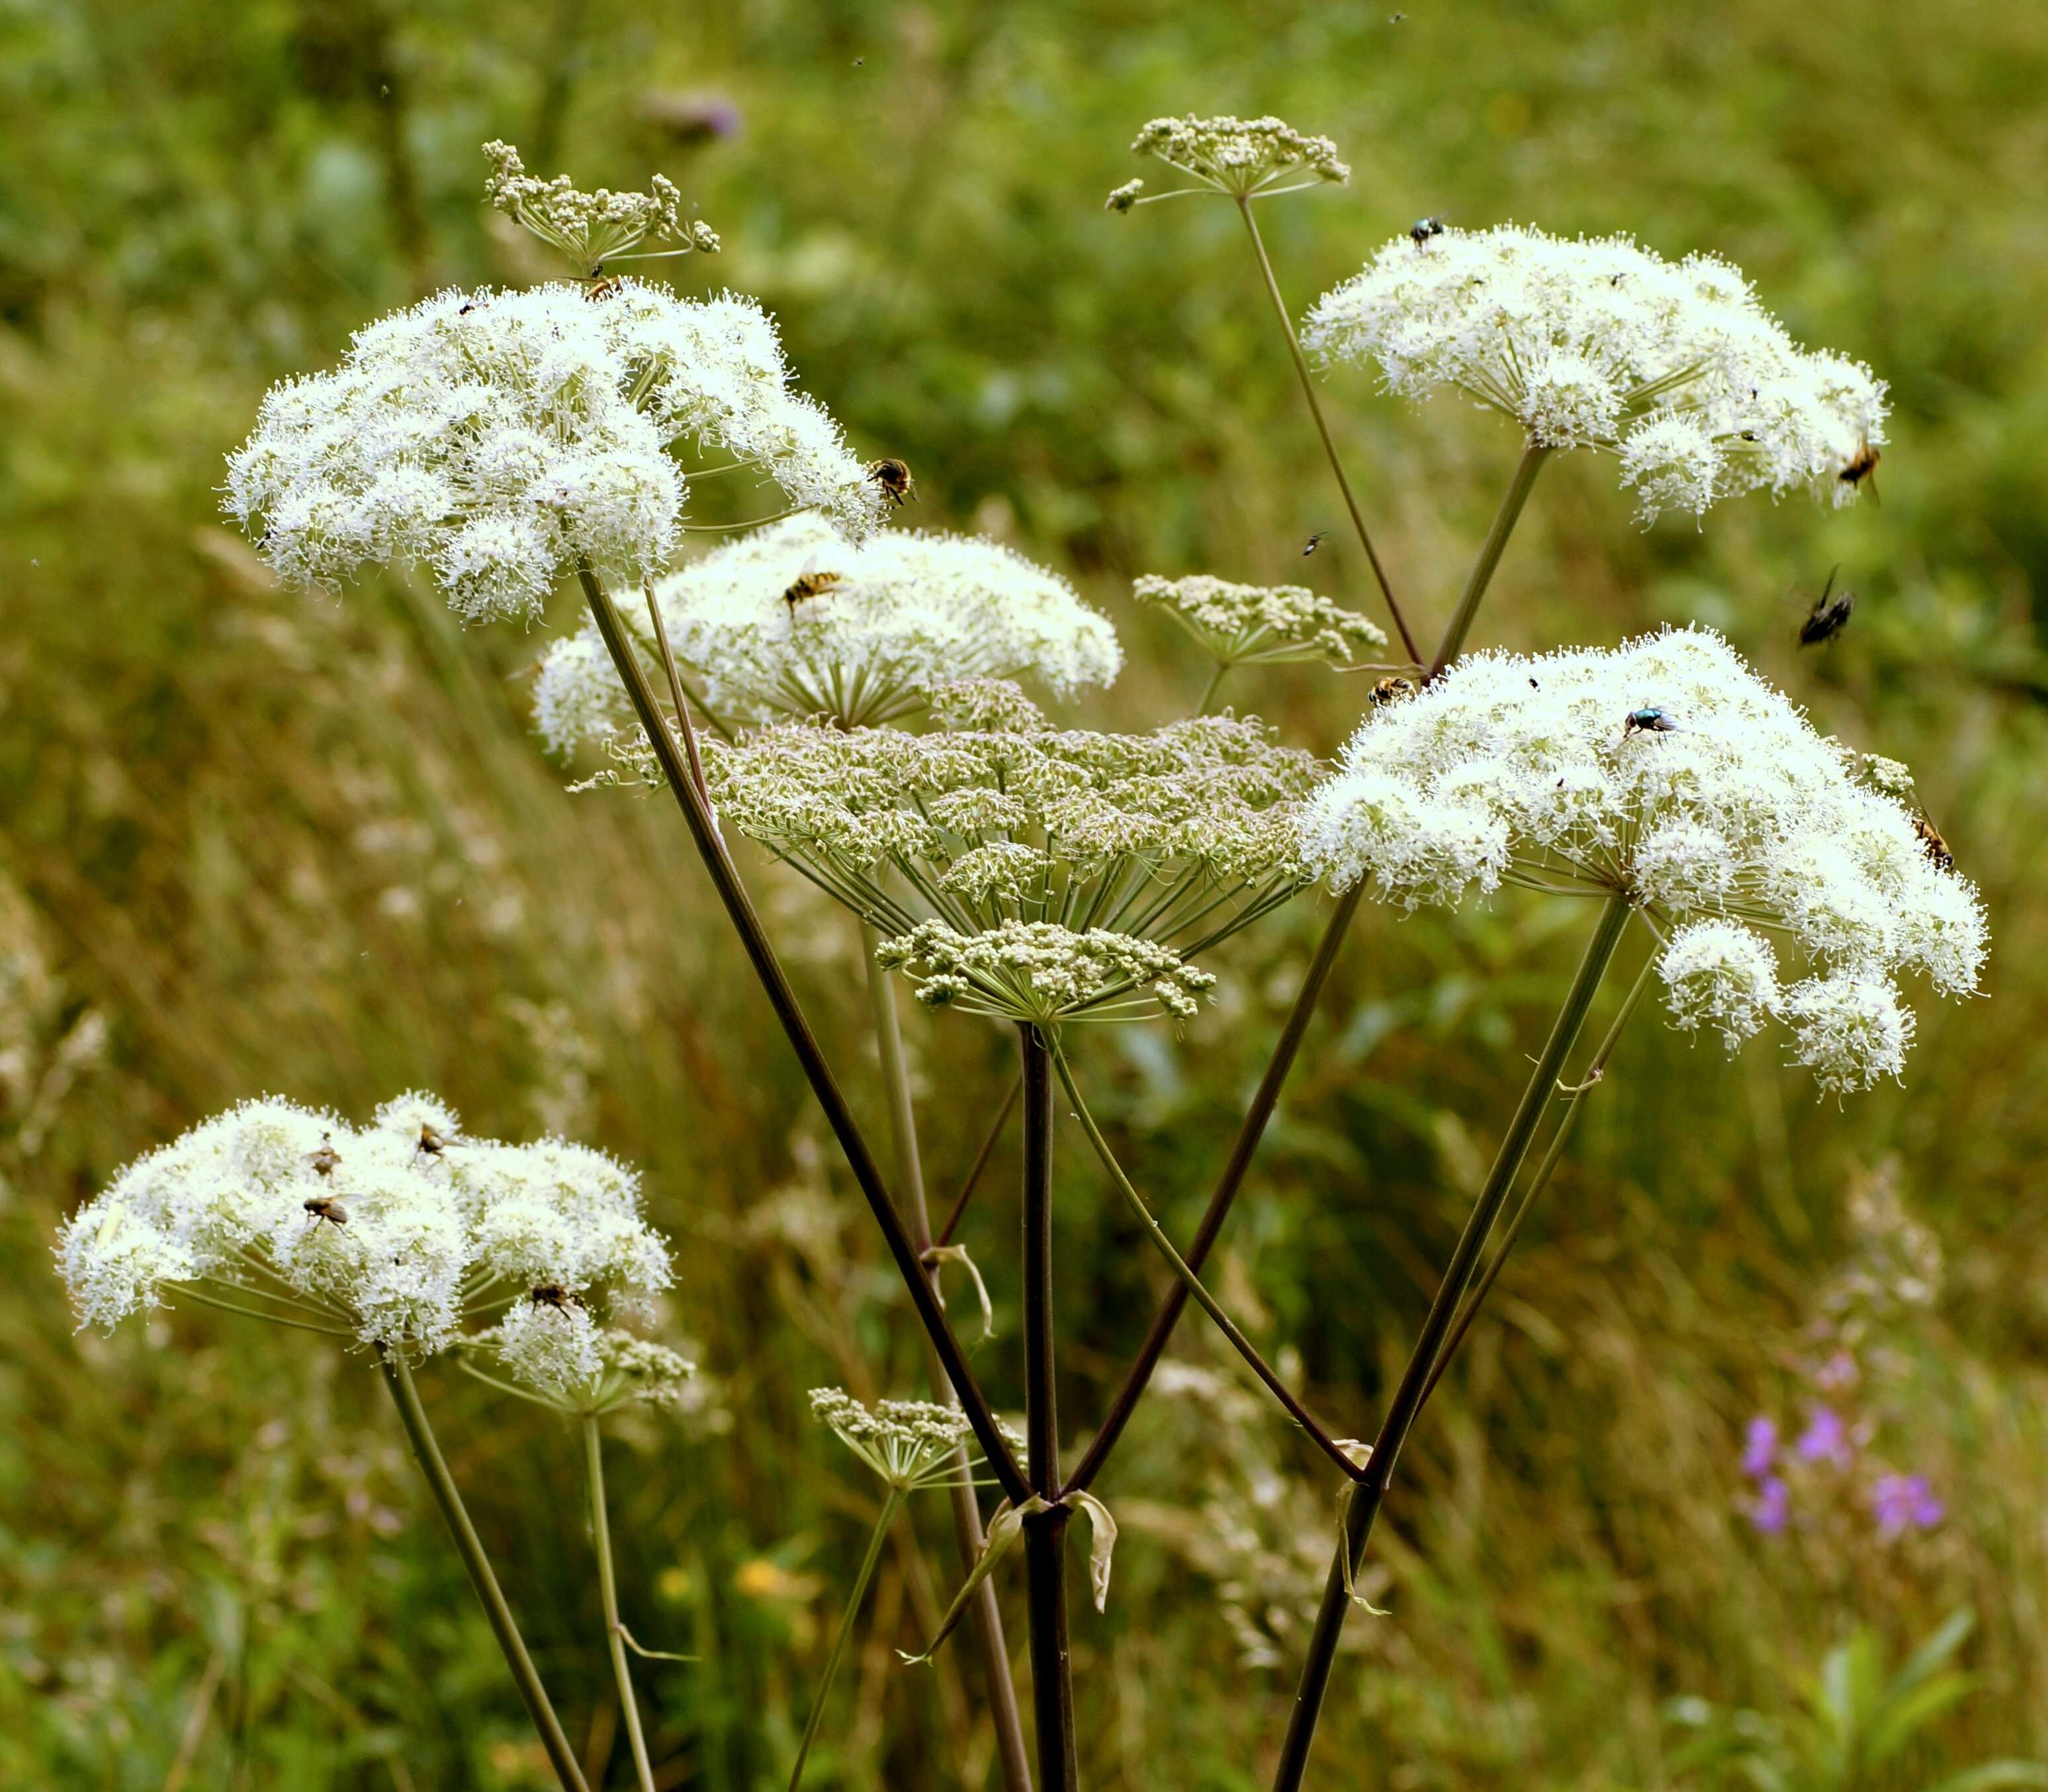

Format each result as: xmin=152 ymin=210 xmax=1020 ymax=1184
xmin=226 ymin=283 xmax=883 ymax=620
xmin=470 ymin=1306 xmax=696 ymax=1415
xmin=1133 ymin=574 xmax=1387 ymax=672
xmin=809 ymin=1388 xmax=1014 ymax=1494
xmin=1302 ymin=224 xmax=1888 ymax=520
xmin=534 ymin=514 xmax=1120 ymax=744
xmin=483 ymin=139 xmax=719 ymax=277
xmin=1123 ymin=114 xmax=1349 ymax=202
xmin=701 ymin=694 xmax=1317 ymax=1022
xmin=1298 ymin=628 xmax=1986 ymax=1091
xmin=56 ymin=1092 xmax=673 ymax=1359
xmin=876 ymin=920 xmax=1218 ymax=1025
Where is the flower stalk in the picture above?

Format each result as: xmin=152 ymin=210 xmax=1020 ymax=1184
xmin=377 ymin=1347 xmax=590 ymax=1792
xmin=788 ymin=1489 xmax=901 ymax=1791
xmin=861 ymin=924 xmax=1033 ymax=1792
xmin=1268 ymin=895 xmax=1635 ymax=1792
xmin=1235 ymin=197 xmax=1417 ymax=664
xmin=1427 ymin=443 xmax=1551 ymax=681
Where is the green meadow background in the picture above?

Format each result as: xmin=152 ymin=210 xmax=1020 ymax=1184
xmin=6 ymin=0 xmax=2048 ymax=1785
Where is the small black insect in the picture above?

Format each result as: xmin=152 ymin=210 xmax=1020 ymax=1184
xmin=1302 ymin=530 xmax=1329 ymax=557
xmin=1799 ymin=567 xmax=1855 ymax=648
xmin=1528 ymin=677 xmax=1538 ymax=688
xmin=415 ymin=1123 xmax=451 ymax=1162
xmin=1839 ymin=440 xmax=1881 ymax=503
xmin=1623 ymin=705 xmax=1677 ymax=736
xmin=1409 ymin=215 xmax=1445 ymax=248
xmin=866 ymin=457 xmax=915 ymax=508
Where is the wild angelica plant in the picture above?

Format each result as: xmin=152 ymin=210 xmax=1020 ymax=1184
xmin=63 ymin=107 xmax=1981 ymax=1792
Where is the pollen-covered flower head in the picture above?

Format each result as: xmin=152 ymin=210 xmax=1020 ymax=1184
xmin=56 ymin=1093 xmax=672 ymax=1355
xmin=877 ymin=921 xmax=1218 ymax=1024
xmin=1128 ymin=114 xmax=1349 ymax=199
xmin=483 ymin=139 xmax=719 ymax=276
xmin=1298 ymin=629 xmax=1984 ymax=1090
xmin=473 ymin=1306 xmax=696 ymax=1414
xmin=226 ymin=284 xmax=881 ymax=619
xmin=810 ymin=1387 xmax=1011 ymax=1492
xmin=1302 ymin=225 xmax=1887 ymax=519
xmin=533 ymin=513 xmax=1120 ymax=743
xmin=1132 ymin=574 xmax=1386 ymax=672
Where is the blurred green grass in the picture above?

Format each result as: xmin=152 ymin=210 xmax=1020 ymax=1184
xmin=5 ymin=0 xmax=2048 ymax=1785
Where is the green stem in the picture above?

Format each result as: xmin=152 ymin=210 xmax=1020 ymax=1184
xmin=584 ymin=1416 xmax=657 ymax=1792
xmin=376 ymin=1349 xmax=589 ymax=1792
xmin=1236 ymin=197 xmax=1418 ymax=665
xmin=860 ymin=924 xmax=1034 ymax=1792
xmin=1417 ymin=940 xmax=1657 ymax=1413
xmin=1049 ymin=1042 xmax=1364 ymax=1483
xmin=789 ymin=1489 xmax=901 ymax=1792
xmin=1196 ymin=662 xmax=1231 ymax=716
xmin=1427 ymin=442 xmax=1551 ymax=682
xmin=1269 ymin=894 xmax=1633 ymax=1792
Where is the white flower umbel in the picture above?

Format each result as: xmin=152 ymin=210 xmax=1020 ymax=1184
xmin=1122 ymin=114 xmax=1349 ymax=202
xmin=877 ymin=919 xmax=1218 ymax=1024
xmin=1132 ymin=574 xmax=1386 ymax=672
xmin=475 ymin=1305 xmax=697 ymax=1415
xmin=226 ymin=284 xmax=881 ymax=620
xmin=1302 ymin=225 xmax=1888 ymax=520
xmin=700 ymin=695 xmax=1316 ymax=1020
xmin=810 ymin=1388 xmax=1011 ymax=1493
xmin=57 ymin=1093 xmax=674 ymax=1358
xmin=483 ymin=139 xmax=719 ymax=277
xmin=535 ymin=514 xmax=1121 ymax=742
xmin=1298 ymin=629 xmax=1985 ymax=1090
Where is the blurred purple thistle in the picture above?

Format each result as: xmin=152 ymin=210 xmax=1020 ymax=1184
xmin=1741 ymin=1415 xmax=1779 ymax=1480
xmin=1871 ymin=1473 xmax=1944 ymax=1537
xmin=1795 ymin=1405 xmax=1854 ymax=1468
xmin=1748 ymin=1476 xmax=1790 ymax=1535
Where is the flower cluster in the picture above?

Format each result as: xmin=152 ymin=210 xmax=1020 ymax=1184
xmin=534 ymin=514 xmax=1120 ymax=744
xmin=1132 ymin=574 xmax=1387 ymax=672
xmin=1302 ymin=225 xmax=1887 ymax=520
xmin=1298 ymin=629 xmax=1986 ymax=1091
xmin=702 ymin=699 xmax=1317 ymax=954
xmin=809 ymin=1388 xmax=1004 ymax=1492
xmin=1740 ymin=1410 xmax=1943 ymax=1541
xmin=483 ymin=139 xmax=719 ymax=275
xmin=472 ymin=1307 xmax=696 ymax=1414
xmin=1126 ymin=114 xmax=1349 ymax=200
xmin=57 ymin=1092 xmax=672 ymax=1365
xmin=875 ymin=919 xmax=1217 ymax=1024
xmin=226 ymin=284 xmax=881 ymax=620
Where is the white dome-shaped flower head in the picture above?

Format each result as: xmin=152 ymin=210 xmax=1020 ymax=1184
xmin=57 ymin=1093 xmax=674 ymax=1354
xmin=481 ymin=1303 xmax=697 ymax=1413
xmin=1298 ymin=628 xmax=1984 ymax=1090
xmin=1302 ymin=225 xmax=1888 ymax=521
xmin=1131 ymin=574 xmax=1385 ymax=672
xmin=226 ymin=284 xmax=881 ymax=619
xmin=535 ymin=513 xmax=1122 ymax=740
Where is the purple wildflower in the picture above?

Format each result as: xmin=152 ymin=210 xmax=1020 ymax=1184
xmin=1871 ymin=1474 xmax=1944 ymax=1537
xmin=1741 ymin=1415 xmax=1779 ymax=1480
xmin=1814 ymin=1349 xmax=1859 ymax=1392
xmin=1748 ymin=1476 xmax=1790 ymax=1534
xmin=1795 ymin=1406 xmax=1854 ymax=1468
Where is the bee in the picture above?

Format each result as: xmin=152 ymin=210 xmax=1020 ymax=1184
xmin=1838 ymin=440 xmax=1881 ymax=502
xmin=1798 ymin=566 xmax=1855 ymax=648
xmin=415 ymin=1123 xmax=451 ymax=1162
xmin=1912 ymin=811 xmax=1953 ymax=873
xmin=529 ymin=1282 xmax=586 ymax=1311
xmin=781 ymin=564 xmax=846 ymax=616
xmin=1409 ymin=215 xmax=1446 ymax=248
xmin=309 ymin=1133 xmax=341 ymax=1179
xmin=866 ymin=457 xmax=915 ymax=508
xmin=1368 ymin=676 xmax=1416 ymax=707
xmin=1302 ymin=530 xmax=1329 ymax=557
xmin=1623 ymin=705 xmax=1677 ymax=736
xmin=584 ymin=268 xmax=623 ymax=301
xmin=303 ymin=1194 xmax=349 ymax=1227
